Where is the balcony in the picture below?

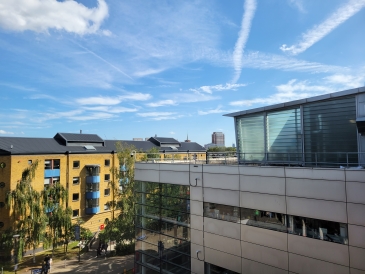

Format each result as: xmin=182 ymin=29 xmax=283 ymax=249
xmin=85 ymin=207 xmax=99 ymax=214
xmin=44 ymin=169 xmax=60 ymax=177
xmin=86 ymin=176 xmax=100 ymax=183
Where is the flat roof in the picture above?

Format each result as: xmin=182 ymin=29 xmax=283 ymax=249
xmin=224 ymin=86 xmax=365 ymax=118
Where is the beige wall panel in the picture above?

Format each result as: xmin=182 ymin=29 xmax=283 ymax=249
xmin=349 ymin=225 xmax=365 ymax=249
xmin=204 ymin=188 xmax=240 ymax=207
xmin=289 ymin=253 xmax=349 ymax=274
xmin=347 ymin=181 xmax=365 ymax=204
xmin=191 ymin=228 xmax=204 ymax=246
xmin=204 ymin=232 xmax=241 ymax=257
xmin=191 ymin=257 xmax=204 ymax=274
xmin=241 ymin=241 xmax=288 ymax=270
xmin=159 ymin=171 xmax=189 ymax=185
xmin=240 ymin=175 xmax=285 ymax=195
xmin=286 ymin=197 xmax=347 ymax=223
xmin=239 ymin=166 xmax=285 ymax=177
xmin=204 ymin=165 xmax=239 ymax=175
xmin=134 ymin=169 xmax=159 ymax=182
xmin=191 ymin=243 xmax=204 ymax=261
xmin=190 ymin=186 xmax=203 ymax=202
xmin=240 ymin=192 xmax=286 ymax=213
xmin=241 ymin=225 xmax=288 ymax=251
xmin=191 ymin=215 xmax=203 ymax=231
xmin=241 ymin=258 xmax=288 ymax=274
xmin=350 ymin=268 xmax=365 ymax=274
xmin=285 ymin=167 xmax=345 ymax=181
xmin=203 ymin=173 xmax=239 ymax=191
xmin=287 ymin=234 xmax=349 ymax=266
xmin=348 ymin=203 xmax=365 ymax=226
xmin=190 ymin=200 xmax=203 ymax=216
xmin=350 ymin=246 xmax=365 ymax=271
xmin=204 ymin=217 xmax=241 ymax=240
xmin=189 ymin=171 xmax=203 ymax=187
xmin=159 ymin=163 xmax=189 ymax=172
xmin=204 ymin=247 xmax=241 ymax=273
xmin=286 ymin=178 xmax=346 ymax=202
xmin=346 ymin=170 xmax=365 ymax=183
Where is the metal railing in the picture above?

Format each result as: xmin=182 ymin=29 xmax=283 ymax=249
xmin=133 ymin=152 xmax=365 ymax=168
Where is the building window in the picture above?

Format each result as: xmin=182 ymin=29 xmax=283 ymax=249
xmin=104 ymin=174 xmax=110 ymax=181
xmin=104 ymin=203 xmax=110 ymax=211
xmin=73 ymin=161 xmax=80 ymax=168
xmin=72 ymin=193 xmax=79 ymax=201
xmin=45 ymin=159 xmax=60 ymax=169
xmin=28 ymin=160 xmax=32 ymax=165
xmin=104 ymin=188 xmax=110 ymax=196
xmin=105 ymin=159 xmax=110 ymax=166
xmin=72 ymin=209 xmax=79 ymax=217
xmin=73 ymin=177 xmax=80 ymax=185
xmin=203 ymin=202 xmax=240 ymax=223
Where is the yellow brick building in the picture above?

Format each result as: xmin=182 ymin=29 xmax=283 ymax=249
xmin=0 ymin=133 xmax=206 ymax=233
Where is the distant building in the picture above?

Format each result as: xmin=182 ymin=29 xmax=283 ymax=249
xmin=212 ymin=132 xmax=225 ymax=146
xmin=133 ymin=138 xmax=143 ymax=141
xmin=185 ymin=134 xmax=191 ymax=143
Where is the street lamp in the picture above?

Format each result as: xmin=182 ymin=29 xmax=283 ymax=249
xmin=13 ymin=234 xmax=20 ymax=274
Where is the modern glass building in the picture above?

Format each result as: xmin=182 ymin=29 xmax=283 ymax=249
xmin=134 ymin=86 xmax=365 ymax=274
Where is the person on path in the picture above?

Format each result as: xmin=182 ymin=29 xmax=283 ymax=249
xmin=41 ymin=254 xmax=51 ymax=274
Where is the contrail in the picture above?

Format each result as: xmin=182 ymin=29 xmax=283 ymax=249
xmin=232 ymin=0 xmax=257 ymax=83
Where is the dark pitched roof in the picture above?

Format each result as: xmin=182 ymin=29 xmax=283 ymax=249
xmin=54 ymin=133 xmax=105 ymax=146
xmin=0 ymin=135 xmax=206 ymax=155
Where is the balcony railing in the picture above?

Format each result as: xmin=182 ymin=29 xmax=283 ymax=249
xmin=133 ymin=152 xmax=365 ymax=168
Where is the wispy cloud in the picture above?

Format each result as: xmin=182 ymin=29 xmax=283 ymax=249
xmin=0 ymin=82 xmax=37 ymax=92
xmin=288 ymin=0 xmax=306 ymax=13
xmin=232 ymin=0 xmax=257 ymax=83
xmin=134 ymin=68 xmax=166 ymax=77
xmin=281 ymin=0 xmax=365 ymax=55
xmin=323 ymin=73 xmax=365 ymax=89
xmin=241 ymin=51 xmax=347 ymax=74
xmin=0 ymin=0 xmax=109 ymax=35
xmin=190 ymin=83 xmax=246 ymax=94
xmin=230 ymin=79 xmax=333 ymax=107
xmin=146 ymin=100 xmax=177 ymax=107
xmin=82 ymin=106 xmax=138 ymax=113
xmin=137 ymin=112 xmax=181 ymax=121
xmin=198 ymin=106 xmax=228 ymax=115
xmin=0 ymin=130 xmax=14 ymax=135
xmin=75 ymin=93 xmax=152 ymax=106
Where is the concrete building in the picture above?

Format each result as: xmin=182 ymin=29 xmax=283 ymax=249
xmin=212 ymin=132 xmax=225 ymax=147
xmin=133 ymin=86 xmax=365 ymax=274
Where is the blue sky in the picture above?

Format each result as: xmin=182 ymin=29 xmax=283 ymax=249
xmin=0 ymin=0 xmax=364 ymax=146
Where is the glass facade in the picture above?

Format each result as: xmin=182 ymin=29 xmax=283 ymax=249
xmin=235 ymin=96 xmax=358 ymax=166
xmin=204 ymin=203 xmax=348 ymax=245
xmin=236 ymin=114 xmax=265 ymax=162
xmin=135 ymin=181 xmax=191 ymax=274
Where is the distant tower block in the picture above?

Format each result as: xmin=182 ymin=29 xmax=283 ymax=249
xmin=212 ymin=132 xmax=225 ymax=146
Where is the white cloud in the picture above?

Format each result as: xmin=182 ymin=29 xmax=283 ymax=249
xmin=323 ymin=73 xmax=365 ymax=89
xmin=288 ymin=0 xmax=306 ymax=13
xmin=75 ymin=93 xmax=152 ymax=106
xmin=83 ymin=106 xmax=138 ymax=113
xmin=241 ymin=51 xmax=347 ymax=74
xmin=190 ymin=83 xmax=246 ymax=94
xmin=232 ymin=0 xmax=257 ymax=83
xmin=281 ymin=0 xmax=365 ymax=55
xmin=230 ymin=79 xmax=333 ymax=107
xmin=134 ymin=68 xmax=166 ymax=77
xmin=137 ymin=112 xmax=176 ymax=118
xmin=198 ymin=106 xmax=228 ymax=115
xmin=146 ymin=100 xmax=177 ymax=107
xmin=169 ymin=131 xmax=175 ymax=135
xmin=0 ymin=82 xmax=37 ymax=92
xmin=0 ymin=0 xmax=109 ymax=35
xmin=0 ymin=130 xmax=14 ymax=135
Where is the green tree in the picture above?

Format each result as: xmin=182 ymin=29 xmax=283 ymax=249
xmin=6 ymin=160 xmax=47 ymax=263
xmin=42 ymin=182 xmax=72 ymax=256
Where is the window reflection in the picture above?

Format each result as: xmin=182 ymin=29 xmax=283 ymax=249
xmin=203 ymin=203 xmax=240 ymax=223
xmin=240 ymin=208 xmax=287 ymax=233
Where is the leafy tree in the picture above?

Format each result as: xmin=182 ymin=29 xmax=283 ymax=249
xmin=146 ymin=147 xmax=160 ymax=159
xmin=42 ymin=182 xmax=72 ymax=256
xmin=6 ymin=160 xmax=47 ymax=263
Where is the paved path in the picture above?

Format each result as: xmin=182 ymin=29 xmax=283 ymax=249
xmin=24 ymin=236 xmax=134 ymax=274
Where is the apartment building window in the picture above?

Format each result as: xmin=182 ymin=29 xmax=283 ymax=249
xmin=104 ymin=174 xmax=110 ymax=181
xmin=72 ymin=209 xmax=79 ymax=218
xmin=86 ymin=183 xmax=99 ymax=192
xmin=104 ymin=203 xmax=110 ymax=211
xmin=45 ymin=159 xmax=60 ymax=169
xmin=72 ymin=193 xmax=79 ymax=201
xmin=203 ymin=202 xmax=240 ymax=223
xmin=104 ymin=188 xmax=110 ymax=196
xmin=73 ymin=161 xmax=80 ymax=168
xmin=105 ymin=159 xmax=110 ymax=166
xmin=28 ymin=160 xmax=32 ymax=165
xmin=73 ymin=177 xmax=80 ymax=185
